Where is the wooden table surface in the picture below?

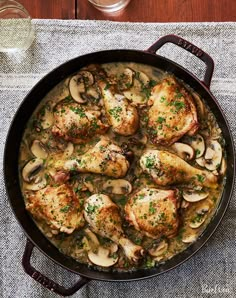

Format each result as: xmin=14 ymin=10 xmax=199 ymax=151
xmin=18 ymin=0 xmax=236 ymax=22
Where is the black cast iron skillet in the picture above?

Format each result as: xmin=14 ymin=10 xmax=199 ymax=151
xmin=4 ymin=35 xmax=235 ymax=296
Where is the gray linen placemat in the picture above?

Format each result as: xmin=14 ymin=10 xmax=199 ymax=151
xmin=0 ymin=20 xmax=236 ymax=298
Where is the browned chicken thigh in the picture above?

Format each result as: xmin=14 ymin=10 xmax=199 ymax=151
xmin=125 ymin=188 xmax=179 ymax=239
xmin=52 ymin=100 xmax=108 ymax=143
xmin=26 ymin=184 xmax=85 ymax=234
xmin=148 ymin=76 xmax=199 ymax=146
xmin=140 ymin=150 xmax=218 ymax=188
xmin=64 ymin=137 xmax=130 ymax=178
xmin=84 ymin=194 xmax=144 ymax=262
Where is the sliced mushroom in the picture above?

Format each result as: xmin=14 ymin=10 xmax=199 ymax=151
xmin=102 ymin=179 xmax=132 ymax=195
xmin=183 ymin=190 xmax=209 ymax=202
xmin=136 ymin=71 xmax=150 ymax=87
xmin=204 ymin=140 xmax=222 ymax=171
xmin=171 ymin=142 xmax=195 ymax=160
xmin=190 ymin=134 xmax=205 ymax=158
xmin=123 ymin=90 xmax=145 ymax=105
xmin=69 ymin=71 xmax=94 ymax=103
xmin=24 ymin=175 xmax=47 ymax=191
xmin=192 ymin=92 xmax=206 ymax=119
xmin=31 ymin=140 xmax=48 ymax=159
xmin=81 ymin=236 xmax=91 ymax=251
xmin=63 ymin=142 xmax=74 ymax=158
xmin=123 ymin=71 xmax=151 ymax=105
xmin=81 ymin=86 xmax=101 ymax=103
xmin=182 ymin=233 xmax=197 ymax=244
xmin=205 ymin=147 xmax=215 ymax=160
xmin=106 ymin=242 xmax=118 ymax=254
xmin=84 ymin=229 xmax=119 ymax=267
xmin=118 ymin=68 xmax=134 ymax=90
xmin=189 ymin=204 xmax=209 ymax=229
xmin=196 ymin=156 xmax=206 ymax=167
xmin=22 ymin=158 xmax=44 ymax=183
xmin=88 ymin=246 xmax=118 ymax=267
xmin=148 ymin=240 xmax=168 ymax=258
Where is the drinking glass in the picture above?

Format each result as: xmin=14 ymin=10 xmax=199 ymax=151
xmin=88 ymin=0 xmax=131 ymax=13
xmin=0 ymin=0 xmax=35 ymax=52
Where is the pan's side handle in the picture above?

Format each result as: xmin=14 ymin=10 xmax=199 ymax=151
xmin=22 ymin=239 xmax=90 ymax=297
xmin=146 ymin=34 xmax=214 ymax=88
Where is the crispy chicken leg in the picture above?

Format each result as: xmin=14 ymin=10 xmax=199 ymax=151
xmin=64 ymin=137 xmax=130 ymax=178
xmin=140 ymin=150 xmax=218 ymax=188
xmin=99 ymin=81 xmax=139 ymax=136
xmin=84 ymin=194 xmax=144 ymax=262
xmin=125 ymin=188 xmax=179 ymax=239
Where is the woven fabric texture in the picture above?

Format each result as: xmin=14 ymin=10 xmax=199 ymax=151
xmin=0 ymin=20 xmax=236 ymax=298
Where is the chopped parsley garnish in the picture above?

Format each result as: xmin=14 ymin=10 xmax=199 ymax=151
xmin=195 ymin=149 xmax=201 ymax=156
xmin=134 ymin=238 xmax=142 ymax=245
xmin=158 ymin=212 xmax=167 ymax=221
xmin=149 ymin=202 xmax=156 ymax=214
xmin=191 ymin=213 xmax=204 ymax=223
xmin=149 ymin=79 xmax=157 ymax=88
xmin=171 ymin=101 xmax=186 ymax=113
xmin=70 ymin=106 xmax=86 ymax=117
xmin=145 ymin=156 xmax=155 ymax=169
xmin=196 ymin=174 xmax=205 ymax=183
xmin=157 ymin=116 xmax=165 ymax=124
xmin=104 ymin=82 xmax=111 ymax=90
xmin=145 ymin=257 xmax=155 ymax=268
xmin=108 ymin=106 xmax=122 ymax=121
xmin=118 ymin=195 xmax=127 ymax=206
xmin=175 ymin=89 xmax=183 ymax=98
xmin=160 ymin=96 xmax=166 ymax=103
xmin=60 ymin=205 xmax=70 ymax=213
xmin=86 ymin=204 xmax=98 ymax=214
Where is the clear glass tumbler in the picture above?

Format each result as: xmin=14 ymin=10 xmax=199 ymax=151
xmin=88 ymin=0 xmax=131 ymax=13
xmin=0 ymin=0 xmax=35 ymax=52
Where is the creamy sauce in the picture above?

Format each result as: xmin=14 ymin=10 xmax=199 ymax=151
xmin=19 ymin=62 xmax=226 ymax=272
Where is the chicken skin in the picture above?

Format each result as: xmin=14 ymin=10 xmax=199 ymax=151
xmin=52 ymin=100 xmax=108 ymax=143
xmin=84 ymin=194 xmax=144 ymax=262
xmin=148 ymin=76 xmax=199 ymax=146
xmin=64 ymin=137 xmax=130 ymax=178
xmin=140 ymin=150 xmax=218 ymax=188
xmin=99 ymin=81 xmax=139 ymax=136
xmin=26 ymin=184 xmax=85 ymax=234
xmin=125 ymin=188 xmax=179 ymax=239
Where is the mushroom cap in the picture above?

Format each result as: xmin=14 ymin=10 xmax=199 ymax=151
xmin=69 ymin=71 xmax=94 ymax=103
xmin=189 ymin=134 xmax=205 ymax=158
xmin=204 ymin=140 xmax=222 ymax=171
xmin=102 ymin=179 xmax=132 ymax=195
xmin=31 ymin=140 xmax=48 ymax=159
xmin=148 ymin=240 xmax=168 ymax=257
xmin=182 ymin=233 xmax=197 ymax=243
xmin=171 ymin=142 xmax=195 ymax=160
xmin=183 ymin=190 xmax=209 ymax=202
xmin=88 ymin=246 xmax=118 ymax=267
xmin=22 ymin=158 xmax=44 ymax=183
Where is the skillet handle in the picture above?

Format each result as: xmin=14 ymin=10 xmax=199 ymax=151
xmin=146 ymin=34 xmax=214 ymax=88
xmin=22 ymin=239 xmax=90 ymax=297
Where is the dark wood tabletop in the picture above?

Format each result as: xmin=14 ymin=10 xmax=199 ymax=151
xmin=18 ymin=0 xmax=236 ymax=22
